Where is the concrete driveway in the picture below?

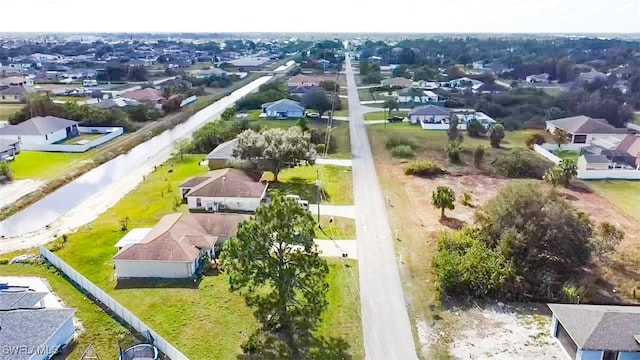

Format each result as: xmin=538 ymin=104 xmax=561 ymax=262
xmin=308 ymin=204 xmax=355 ymax=219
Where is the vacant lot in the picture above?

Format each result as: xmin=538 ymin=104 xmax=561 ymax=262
xmin=358 ymin=88 xmax=376 ymax=101
xmin=0 ymin=103 xmax=22 ymax=120
xmin=316 ymin=215 xmax=356 ymax=239
xmin=0 ymin=264 xmax=140 ymax=359
xmin=44 ymin=156 xmax=362 ymax=359
xmin=367 ymin=124 xmax=640 ymax=357
xmin=10 ymin=151 xmax=94 ymax=180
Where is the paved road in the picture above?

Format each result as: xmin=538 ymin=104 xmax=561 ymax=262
xmin=345 ymin=55 xmax=418 ymax=359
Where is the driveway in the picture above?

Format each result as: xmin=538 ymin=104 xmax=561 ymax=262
xmin=308 ymin=204 xmax=355 ymax=219
xmin=314 ymin=239 xmax=358 ymax=259
xmin=345 ymin=54 xmax=418 ymax=359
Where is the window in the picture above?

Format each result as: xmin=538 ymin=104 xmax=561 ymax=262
xmin=196 ymin=198 xmax=202 ymax=207
xmin=573 ymin=135 xmax=587 ymax=144
xmin=603 ymin=351 xmax=617 ymax=360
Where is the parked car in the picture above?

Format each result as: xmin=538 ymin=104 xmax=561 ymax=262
xmin=306 ymin=112 xmax=320 ymax=119
xmin=387 ymin=116 xmax=404 ymax=122
xmin=285 ymin=194 xmax=309 ymax=209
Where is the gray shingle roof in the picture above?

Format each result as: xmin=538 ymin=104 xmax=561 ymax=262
xmin=0 ymin=139 xmax=19 ymax=152
xmin=0 ymin=292 xmax=47 ymax=310
xmin=409 ymin=105 xmax=451 ymax=116
xmin=547 ymin=116 xmax=627 ymax=134
xmin=261 ymin=99 xmax=304 ymax=113
xmin=583 ymin=155 xmax=610 ymax=164
xmin=548 ymin=303 xmax=640 ymax=352
xmin=206 ymin=138 xmax=238 ymax=160
xmin=0 ymin=308 xmax=76 ymax=360
xmin=0 ymin=116 xmax=77 ymax=136
xmin=0 ymin=86 xmax=27 ymax=96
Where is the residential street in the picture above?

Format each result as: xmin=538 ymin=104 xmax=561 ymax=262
xmin=345 ymin=55 xmax=418 ymax=359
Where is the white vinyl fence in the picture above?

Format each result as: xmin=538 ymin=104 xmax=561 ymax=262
xmin=22 ymin=127 xmax=124 ymax=152
xmin=39 ymin=246 xmax=189 ymax=360
xmin=578 ymin=169 xmax=640 ymax=180
xmin=533 ymin=144 xmax=562 ymax=164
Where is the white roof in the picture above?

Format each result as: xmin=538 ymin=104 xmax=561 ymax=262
xmin=114 ymin=228 xmax=153 ymax=249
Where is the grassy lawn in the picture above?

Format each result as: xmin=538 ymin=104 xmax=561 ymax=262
xmin=316 ymin=216 xmax=356 ymax=239
xmin=588 ymin=181 xmax=640 ymax=222
xmin=0 ymin=103 xmax=22 ymax=120
xmin=554 ymin=149 xmax=581 ymax=162
xmin=0 ymin=263 xmax=139 ymax=359
xmin=333 ymin=110 xmax=349 ymax=117
xmin=634 ymin=113 xmax=640 ymax=124
xmin=10 ymin=151 xmax=93 ymax=180
xmin=51 ymin=96 xmax=90 ymax=103
xmin=266 ymin=164 xmax=353 ymax=205
xmin=364 ymin=111 xmax=408 ymax=121
xmin=58 ymin=133 xmax=104 ymax=145
xmin=358 ymin=88 xmax=376 ymax=102
xmin=44 ymin=155 xmax=362 ymax=359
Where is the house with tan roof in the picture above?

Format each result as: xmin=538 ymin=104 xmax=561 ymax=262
xmin=179 ymin=168 xmax=268 ymax=213
xmin=113 ymin=213 xmax=248 ymax=278
xmin=545 ymin=115 xmax=628 ymax=144
xmin=121 ymin=88 xmax=165 ymax=108
xmin=287 ymin=74 xmax=326 ymax=88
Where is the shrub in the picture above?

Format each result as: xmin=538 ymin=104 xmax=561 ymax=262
xmin=316 ymin=143 xmax=326 ymax=154
xmin=493 ymin=149 xmax=551 ymax=179
xmin=525 ymin=133 xmax=546 ymax=149
xmin=385 ymin=134 xmax=415 ymax=149
xmin=405 ymin=160 xmax=445 ymax=177
xmin=391 ymin=145 xmax=414 ymax=158
xmin=434 ymin=229 xmax=516 ymax=298
xmin=445 ymin=141 xmax=463 ymax=164
xmin=459 ymin=192 xmax=474 ymax=207
xmin=473 ymin=145 xmax=485 ymax=168
xmin=0 ymin=258 xmax=9 ymax=265
xmin=487 ymin=123 xmax=505 ymax=148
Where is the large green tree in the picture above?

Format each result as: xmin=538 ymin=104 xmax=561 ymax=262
xmin=222 ymin=196 xmax=329 ymax=357
xmin=234 ymin=127 xmax=317 ymax=181
xmin=487 ymin=123 xmax=505 ymax=148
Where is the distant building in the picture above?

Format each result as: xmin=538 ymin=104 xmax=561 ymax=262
xmin=261 ymin=99 xmax=305 ymax=119
xmin=545 ymin=115 xmax=628 ymax=144
xmin=121 ymin=88 xmax=165 ymax=108
xmin=381 ymin=77 xmax=413 ymax=88
xmin=228 ymin=56 xmax=270 ymax=71
xmin=526 ymin=73 xmax=550 ymax=83
xmin=578 ymin=69 xmax=608 ymax=83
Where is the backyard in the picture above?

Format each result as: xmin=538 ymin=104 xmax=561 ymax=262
xmin=9 ymin=151 xmax=94 ymax=179
xmin=0 ymin=103 xmax=22 ymax=120
xmin=0 ymin=264 xmax=140 ymax=359
xmin=39 ymin=155 xmax=362 ymax=359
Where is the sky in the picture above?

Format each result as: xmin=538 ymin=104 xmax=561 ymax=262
xmin=0 ymin=0 xmax=638 ymax=34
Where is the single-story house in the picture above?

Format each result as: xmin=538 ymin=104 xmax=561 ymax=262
xmin=548 ymin=303 xmax=640 ymax=360
xmin=0 ymin=76 xmax=33 ymax=87
xmin=615 ymin=135 xmax=640 ymax=168
xmin=179 ymin=167 xmax=268 ymax=213
xmin=0 ymin=86 xmax=29 ymax=103
xmin=113 ymin=213 xmax=248 ymax=278
xmin=206 ymin=138 xmax=238 ymax=169
xmin=473 ymin=82 xmax=510 ymax=94
xmin=228 ymin=56 xmax=270 ymax=72
xmin=191 ymin=68 xmax=228 ymax=79
xmin=0 ymin=116 xmax=79 ymax=145
xmin=545 ymin=116 xmax=628 ymax=144
xmin=396 ymin=88 xmax=438 ymax=105
xmin=91 ymin=97 xmax=140 ymax=109
xmin=414 ymin=80 xmax=440 ymax=90
xmin=0 ymin=138 xmax=20 ymax=160
xmin=121 ymin=88 xmax=165 ymax=108
xmin=381 ymin=77 xmax=413 ymax=88
xmin=408 ymin=105 xmax=452 ymax=129
xmin=261 ymin=98 xmax=305 ymax=119
xmin=288 ymin=85 xmax=316 ymax=96
xmin=287 ymin=74 xmax=325 ymax=88
xmin=526 ymin=73 xmax=550 ymax=83
xmin=0 ymin=291 xmax=77 ymax=360
xmin=446 ymin=77 xmax=484 ymax=89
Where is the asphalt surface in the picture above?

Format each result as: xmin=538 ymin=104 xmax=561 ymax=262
xmin=345 ymin=55 xmax=418 ymax=359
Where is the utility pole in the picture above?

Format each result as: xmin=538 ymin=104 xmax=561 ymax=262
xmin=316 ymin=169 xmax=321 ymax=224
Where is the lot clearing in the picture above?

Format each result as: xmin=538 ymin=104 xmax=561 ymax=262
xmin=367 ymin=124 xmax=640 ymax=358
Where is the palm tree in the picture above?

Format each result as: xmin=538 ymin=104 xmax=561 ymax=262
xmin=431 ymin=186 xmax=456 ymax=218
xmin=383 ymin=98 xmax=399 ymax=119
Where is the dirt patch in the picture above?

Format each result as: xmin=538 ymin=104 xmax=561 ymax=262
xmin=448 ymin=303 xmax=565 ymax=359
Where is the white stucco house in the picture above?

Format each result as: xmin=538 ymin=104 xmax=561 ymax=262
xmin=548 ymin=303 xmax=640 ymax=360
xmin=408 ymin=105 xmax=452 ymax=129
xmin=261 ymin=99 xmax=305 ymax=119
xmin=113 ymin=213 xmax=248 ymax=279
xmin=0 ymin=287 xmax=77 ymax=360
xmin=179 ymin=168 xmax=268 ymax=213
xmin=545 ymin=116 xmax=628 ymax=144
xmin=0 ymin=116 xmax=79 ymax=145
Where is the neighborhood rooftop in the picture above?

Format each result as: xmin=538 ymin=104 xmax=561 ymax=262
xmin=547 ymin=115 xmax=627 ymax=134
xmin=548 ymin=303 xmax=640 ymax=352
xmin=0 ymin=116 xmax=77 ymax=136
xmin=181 ymin=168 xmax=266 ymax=198
xmin=206 ymin=138 xmax=238 ymax=160
xmin=113 ymin=213 xmax=248 ymax=262
xmin=409 ymin=105 xmax=451 ymax=116
xmin=0 ymin=291 xmax=46 ymax=310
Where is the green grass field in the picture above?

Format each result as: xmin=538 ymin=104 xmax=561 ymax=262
xmin=554 ymin=149 xmax=581 ymax=162
xmin=588 ymin=181 xmax=640 ymax=222
xmin=364 ymin=111 xmax=408 ymax=121
xmin=42 ymin=155 xmax=362 ymax=359
xmin=10 ymin=151 xmax=93 ymax=180
xmin=0 ymin=103 xmax=22 ymax=120
xmin=0 ymin=263 xmax=140 ymax=359
xmin=316 ymin=216 xmax=356 ymax=239
xmin=358 ymin=88 xmax=376 ymax=102
xmin=265 ymin=164 xmax=353 ymax=205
